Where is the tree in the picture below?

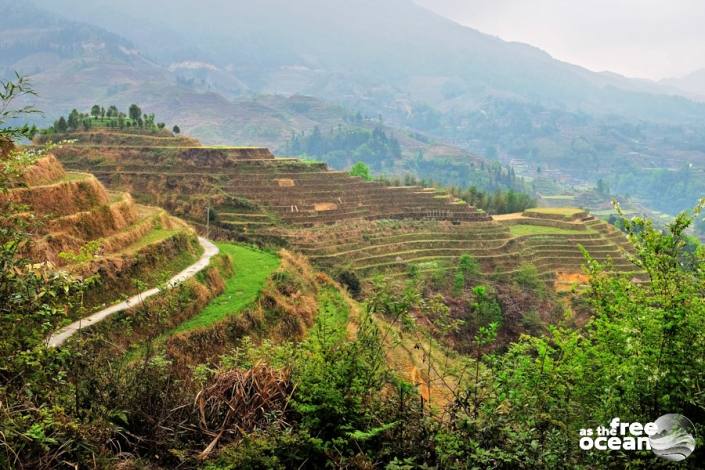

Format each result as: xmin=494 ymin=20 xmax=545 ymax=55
xmin=143 ymin=113 xmax=155 ymax=128
xmin=157 ymin=122 xmax=165 ymax=130
xmin=172 ymin=125 xmax=181 ymax=134
xmin=0 ymin=73 xmax=38 ymax=152
xmin=106 ymin=105 xmax=118 ymax=118
xmin=350 ymin=161 xmax=371 ymax=181
xmin=90 ymin=104 xmax=101 ymax=118
xmin=128 ymin=103 xmax=142 ymax=122
xmin=55 ymin=116 xmax=68 ymax=133
xmin=67 ymin=109 xmax=80 ymax=130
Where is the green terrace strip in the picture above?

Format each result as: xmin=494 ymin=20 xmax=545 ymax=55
xmin=524 ymin=207 xmax=585 ymax=216
xmin=509 ymin=224 xmax=593 ymax=237
xmin=171 ymin=242 xmax=280 ymax=334
xmin=120 ymin=228 xmax=181 ymax=255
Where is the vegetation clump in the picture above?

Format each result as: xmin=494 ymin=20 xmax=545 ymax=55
xmin=44 ymin=103 xmax=177 ymax=134
xmin=284 ymin=125 xmax=401 ymax=172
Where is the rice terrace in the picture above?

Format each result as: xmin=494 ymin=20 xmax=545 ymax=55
xmin=3 ymin=2 xmax=705 ymax=468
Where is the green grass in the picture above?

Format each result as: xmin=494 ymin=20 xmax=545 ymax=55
xmin=171 ymin=243 xmax=280 ymax=333
xmin=525 ymin=207 xmax=584 ymax=216
xmin=510 ymin=224 xmax=589 ymax=237
xmin=62 ymin=172 xmax=91 ymax=182
xmin=121 ymin=228 xmax=181 ymax=255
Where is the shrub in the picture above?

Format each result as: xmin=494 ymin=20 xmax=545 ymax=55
xmin=453 ymin=271 xmax=465 ymax=294
xmin=350 ymin=161 xmax=371 ymax=181
xmin=335 ymin=268 xmax=361 ymax=297
xmin=471 ymin=285 xmax=503 ymax=327
xmin=514 ymin=262 xmax=543 ymax=292
xmin=458 ymin=253 xmax=479 ymax=277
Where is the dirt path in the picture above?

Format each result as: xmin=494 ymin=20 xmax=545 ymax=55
xmin=47 ymin=237 xmax=219 ymax=348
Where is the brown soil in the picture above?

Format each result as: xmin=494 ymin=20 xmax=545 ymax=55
xmin=275 ymin=178 xmax=295 ymax=187
xmin=492 ymin=212 xmax=524 ymax=221
xmin=314 ymin=202 xmax=338 ymax=211
xmin=554 ymin=272 xmax=590 ymax=292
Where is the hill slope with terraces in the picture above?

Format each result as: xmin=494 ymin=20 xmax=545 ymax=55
xmin=48 ymin=129 xmax=637 ymax=289
xmin=49 ymin=130 xmax=491 ymax=230
xmin=5 ymin=152 xmax=202 ymax=309
xmin=281 ymin=207 xmax=638 ymax=284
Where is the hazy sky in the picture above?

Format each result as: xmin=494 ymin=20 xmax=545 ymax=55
xmin=415 ymin=0 xmax=705 ymax=80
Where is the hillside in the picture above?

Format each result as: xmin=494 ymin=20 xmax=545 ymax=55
xmin=51 ymin=133 xmax=491 ymax=230
xmin=282 ymin=208 xmax=637 ymax=284
xmin=4 ymin=5 xmax=705 ymax=465
xmin=18 ymin=128 xmax=680 ymax=470
xmin=6 ymin=94 xmax=705 ymax=468
xmin=3 ymin=153 xmax=203 ymax=310
xmin=47 ymin=128 xmax=637 ymax=289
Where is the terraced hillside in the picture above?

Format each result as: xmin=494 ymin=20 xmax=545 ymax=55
xmin=47 ymin=130 xmax=638 ymax=289
xmin=4 ymin=153 xmax=202 ymax=310
xmin=280 ymin=207 xmax=637 ymax=283
xmin=49 ymin=131 xmax=490 ymax=233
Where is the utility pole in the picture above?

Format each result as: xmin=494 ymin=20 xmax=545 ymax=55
xmin=206 ymin=200 xmax=210 ymax=239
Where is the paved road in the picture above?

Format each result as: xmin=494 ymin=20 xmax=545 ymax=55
xmin=47 ymin=237 xmax=219 ymax=348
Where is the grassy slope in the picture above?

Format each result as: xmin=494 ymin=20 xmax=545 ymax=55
xmin=120 ymin=228 xmax=181 ymax=255
xmin=171 ymin=242 xmax=280 ymax=333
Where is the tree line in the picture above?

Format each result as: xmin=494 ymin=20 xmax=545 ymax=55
xmin=372 ymin=166 xmax=536 ymax=214
xmin=46 ymin=104 xmax=181 ymax=134
xmin=283 ymin=125 xmax=402 ymax=171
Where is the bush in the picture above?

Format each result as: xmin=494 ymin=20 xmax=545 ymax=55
xmin=514 ymin=263 xmax=543 ymax=292
xmin=335 ymin=268 xmax=361 ymax=297
xmin=458 ymin=253 xmax=479 ymax=277
xmin=350 ymin=161 xmax=372 ymax=181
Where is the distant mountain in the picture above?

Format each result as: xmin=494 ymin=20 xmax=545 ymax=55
xmin=1 ymin=0 xmax=510 ymax=190
xmin=661 ymin=69 xmax=705 ymax=101
xmin=35 ymin=0 xmax=705 ymax=125
xmin=0 ymin=0 xmax=168 ymax=118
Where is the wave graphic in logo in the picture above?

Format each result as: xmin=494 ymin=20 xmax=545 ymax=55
xmin=649 ymin=414 xmax=696 ymax=461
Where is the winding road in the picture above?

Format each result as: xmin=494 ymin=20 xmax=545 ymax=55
xmin=47 ymin=237 xmax=219 ymax=348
